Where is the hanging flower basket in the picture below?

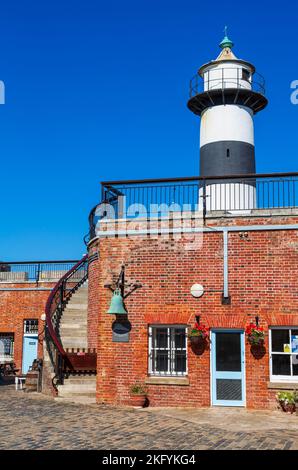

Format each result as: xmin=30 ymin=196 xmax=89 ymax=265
xmin=188 ymin=323 xmax=209 ymax=344
xmin=245 ymin=323 xmax=265 ymax=346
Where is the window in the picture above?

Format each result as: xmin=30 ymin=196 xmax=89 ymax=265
xmin=242 ymin=68 xmax=251 ymax=82
xmin=270 ymin=327 xmax=298 ymax=381
xmin=149 ymin=326 xmax=187 ymax=376
xmin=24 ymin=319 xmax=38 ymax=335
xmin=0 ymin=333 xmax=14 ymax=361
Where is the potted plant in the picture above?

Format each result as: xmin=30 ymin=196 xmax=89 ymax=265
xmin=245 ymin=323 xmax=265 ymax=346
xmin=188 ymin=323 xmax=209 ymax=344
xmin=276 ymin=391 xmax=296 ymax=414
xmin=130 ymin=382 xmax=147 ymax=408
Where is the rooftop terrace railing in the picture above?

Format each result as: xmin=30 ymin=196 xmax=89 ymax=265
xmin=85 ymin=172 xmax=298 ymax=243
xmin=0 ymin=260 xmax=80 ymax=283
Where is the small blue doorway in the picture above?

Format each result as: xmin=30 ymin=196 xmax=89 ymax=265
xmin=211 ymin=330 xmax=245 ymax=406
xmin=22 ymin=335 xmax=38 ymax=374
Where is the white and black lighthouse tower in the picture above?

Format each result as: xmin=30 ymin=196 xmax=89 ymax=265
xmin=188 ymin=29 xmax=268 ymax=210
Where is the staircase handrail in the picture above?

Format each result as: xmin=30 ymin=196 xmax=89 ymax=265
xmin=45 ymin=255 xmax=88 ymax=380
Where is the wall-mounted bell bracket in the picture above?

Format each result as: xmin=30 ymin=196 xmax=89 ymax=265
xmin=104 ymin=264 xmax=142 ymax=299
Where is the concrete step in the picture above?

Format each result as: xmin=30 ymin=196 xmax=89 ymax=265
xmin=60 ymin=332 xmax=87 ymax=337
xmin=60 ymin=337 xmax=87 ymax=342
xmin=61 ymin=324 xmax=87 ymax=328
xmin=60 ymin=319 xmax=87 ymax=324
xmin=57 ymin=390 xmax=95 ymax=397
xmin=64 ymin=303 xmax=86 ymax=310
xmin=61 ymin=338 xmax=88 ymax=344
xmin=60 ymin=324 xmax=87 ymax=330
xmin=61 ymin=336 xmax=87 ymax=342
xmin=65 ymin=376 xmax=96 ymax=384
xmin=60 ymin=332 xmax=87 ymax=338
xmin=60 ymin=315 xmax=87 ymax=320
xmin=60 ymin=323 xmax=87 ymax=328
xmin=60 ymin=315 xmax=87 ymax=322
xmin=67 ymin=293 xmax=87 ymax=299
xmin=65 ymin=303 xmax=87 ymax=309
xmin=57 ymin=384 xmax=96 ymax=393
xmin=60 ymin=337 xmax=87 ymax=343
xmin=61 ymin=341 xmax=88 ymax=349
xmin=63 ymin=306 xmax=87 ymax=311
xmin=60 ymin=325 xmax=87 ymax=338
xmin=61 ymin=315 xmax=87 ymax=320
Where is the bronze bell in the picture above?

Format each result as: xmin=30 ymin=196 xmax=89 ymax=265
xmin=107 ymin=288 xmax=127 ymax=315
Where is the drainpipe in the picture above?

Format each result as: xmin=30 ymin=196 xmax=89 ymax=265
xmin=222 ymin=229 xmax=230 ymax=304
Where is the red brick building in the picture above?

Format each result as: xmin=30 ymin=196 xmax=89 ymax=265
xmin=0 ymin=261 xmax=78 ymax=375
xmin=87 ymin=211 xmax=298 ymax=409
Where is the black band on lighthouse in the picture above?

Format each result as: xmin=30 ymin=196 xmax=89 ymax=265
xmin=200 ymin=141 xmax=255 ymax=177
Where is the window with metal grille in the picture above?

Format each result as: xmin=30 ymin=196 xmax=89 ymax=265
xmin=24 ymin=319 xmax=38 ymax=335
xmin=270 ymin=327 xmax=298 ymax=381
xmin=0 ymin=333 xmax=14 ymax=361
xmin=148 ymin=326 xmax=187 ymax=376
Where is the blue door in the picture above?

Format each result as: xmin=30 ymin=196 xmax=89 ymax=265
xmin=211 ymin=330 xmax=245 ymax=406
xmin=22 ymin=336 xmax=38 ymax=374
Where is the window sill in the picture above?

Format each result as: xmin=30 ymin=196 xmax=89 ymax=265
xmin=267 ymin=381 xmax=298 ymax=390
xmin=145 ymin=376 xmax=189 ymax=386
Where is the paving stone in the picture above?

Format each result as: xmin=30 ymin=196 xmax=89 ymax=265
xmin=0 ymin=385 xmax=297 ymax=450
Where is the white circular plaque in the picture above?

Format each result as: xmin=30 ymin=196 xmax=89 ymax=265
xmin=190 ymin=284 xmax=204 ymax=298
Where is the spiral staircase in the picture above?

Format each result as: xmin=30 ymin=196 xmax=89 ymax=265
xmin=44 ymin=256 xmax=97 ymax=404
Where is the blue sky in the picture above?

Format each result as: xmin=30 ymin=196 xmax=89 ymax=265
xmin=0 ymin=1 xmax=297 ymax=260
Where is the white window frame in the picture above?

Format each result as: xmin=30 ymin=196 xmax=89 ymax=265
xmin=23 ymin=319 xmax=38 ymax=336
xmin=269 ymin=326 xmax=298 ymax=382
xmin=148 ymin=325 xmax=188 ymax=377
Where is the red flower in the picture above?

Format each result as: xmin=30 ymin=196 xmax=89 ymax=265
xmin=245 ymin=322 xmax=265 ymax=345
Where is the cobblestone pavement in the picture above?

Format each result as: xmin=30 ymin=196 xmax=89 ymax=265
xmin=0 ymin=385 xmax=297 ymax=450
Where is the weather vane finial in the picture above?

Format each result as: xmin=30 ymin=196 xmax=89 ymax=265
xmin=219 ymin=26 xmax=234 ymax=50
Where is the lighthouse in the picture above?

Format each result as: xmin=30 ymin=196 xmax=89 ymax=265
xmin=188 ymin=29 xmax=268 ymax=211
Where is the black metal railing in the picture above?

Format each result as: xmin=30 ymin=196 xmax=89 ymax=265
xmin=189 ymin=68 xmax=266 ymax=98
xmin=45 ymin=255 xmax=89 ymax=387
xmin=85 ymin=173 xmax=298 ymax=242
xmin=0 ymin=260 xmax=80 ymax=283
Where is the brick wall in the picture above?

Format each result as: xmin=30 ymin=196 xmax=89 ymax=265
xmin=0 ymin=283 xmax=54 ymax=372
xmin=88 ymin=214 xmax=298 ymax=409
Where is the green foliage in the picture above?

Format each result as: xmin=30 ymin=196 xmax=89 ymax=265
xmin=130 ymin=382 xmax=147 ymax=396
xmin=276 ymin=391 xmax=296 ymax=405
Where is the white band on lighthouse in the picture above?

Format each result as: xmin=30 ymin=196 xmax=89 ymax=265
xmin=200 ymin=105 xmax=254 ymax=147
